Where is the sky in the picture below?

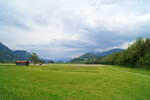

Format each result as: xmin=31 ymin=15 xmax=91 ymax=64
xmin=0 ymin=0 xmax=150 ymax=60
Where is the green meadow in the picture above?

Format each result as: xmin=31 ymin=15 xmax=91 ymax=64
xmin=0 ymin=64 xmax=150 ymax=100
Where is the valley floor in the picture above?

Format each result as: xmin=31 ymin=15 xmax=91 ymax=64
xmin=0 ymin=64 xmax=150 ymax=100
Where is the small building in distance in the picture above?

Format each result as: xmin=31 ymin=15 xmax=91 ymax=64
xmin=16 ymin=61 xmax=29 ymax=66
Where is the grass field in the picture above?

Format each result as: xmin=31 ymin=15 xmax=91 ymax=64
xmin=0 ymin=64 xmax=150 ymax=100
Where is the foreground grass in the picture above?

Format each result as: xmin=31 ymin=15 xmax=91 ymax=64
xmin=0 ymin=64 xmax=150 ymax=100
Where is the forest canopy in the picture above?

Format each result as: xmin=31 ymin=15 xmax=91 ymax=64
xmin=96 ymin=38 xmax=150 ymax=69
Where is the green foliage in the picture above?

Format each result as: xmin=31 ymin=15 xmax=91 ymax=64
xmin=30 ymin=52 xmax=40 ymax=64
xmin=138 ymin=53 xmax=150 ymax=69
xmin=97 ymin=38 xmax=150 ymax=69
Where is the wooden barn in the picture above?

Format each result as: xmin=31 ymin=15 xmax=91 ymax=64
xmin=16 ymin=61 xmax=29 ymax=66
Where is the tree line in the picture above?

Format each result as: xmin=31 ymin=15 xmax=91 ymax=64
xmin=30 ymin=52 xmax=54 ymax=65
xmin=95 ymin=38 xmax=150 ymax=69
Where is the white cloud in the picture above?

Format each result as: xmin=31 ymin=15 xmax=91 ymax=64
xmin=120 ymin=41 xmax=135 ymax=49
xmin=0 ymin=0 xmax=150 ymax=59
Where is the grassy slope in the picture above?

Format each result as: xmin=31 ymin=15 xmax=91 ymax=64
xmin=0 ymin=64 xmax=150 ymax=100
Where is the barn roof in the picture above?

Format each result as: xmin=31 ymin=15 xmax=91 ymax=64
xmin=16 ymin=61 xmax=28 ymax=63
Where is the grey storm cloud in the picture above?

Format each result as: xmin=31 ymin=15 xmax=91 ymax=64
xmin=0 ymin=0 xmax=150 ymax=59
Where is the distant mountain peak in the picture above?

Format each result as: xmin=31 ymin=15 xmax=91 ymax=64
xmin=70 ymin=48 xmax=125 ymax=63
xmin=0 ymin=42 xmax=31 ymax=62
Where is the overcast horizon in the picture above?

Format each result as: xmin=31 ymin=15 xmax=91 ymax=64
xmin=0 ymin=0 xmax=150 ymax=60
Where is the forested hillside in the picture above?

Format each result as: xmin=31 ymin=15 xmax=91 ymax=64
xmin=70 ymin=49 xmax=124 ymax=63
xmin=0 ymin=42 xmax=31 ymax=62
xmin=97 ymin=38 xmax=150 ymax=69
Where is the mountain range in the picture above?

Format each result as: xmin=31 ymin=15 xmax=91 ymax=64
xmin=0 ymin=42 xmax=125 ymax=63
xmin=70 ymin=49 xmax=125 ymax=63
xmin=0 ymin=42 xmax=31 ymax=62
